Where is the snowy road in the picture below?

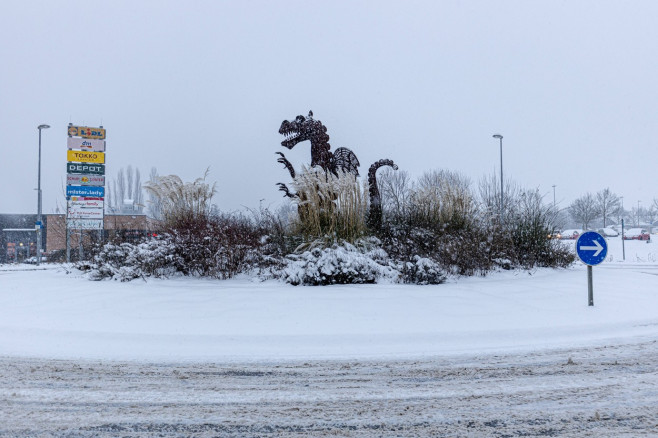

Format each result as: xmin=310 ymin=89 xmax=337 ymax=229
xmin=2 ymin=339 xmax=657 ymax=437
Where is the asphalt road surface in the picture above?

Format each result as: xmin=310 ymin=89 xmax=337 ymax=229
xmin=1 ymin=339 xmax=657 ymax=437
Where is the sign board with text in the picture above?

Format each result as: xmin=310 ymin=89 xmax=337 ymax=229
xmin=67 ymin=137 xmax=106 ymax=152
xmin=67 ymin=219 xmax=104 ymax=230
xmin=66 ymin=185 xmax=105 ymax=198
xmin=67 ymin=150 xmax=105 ymax=164
xmin=68 ymin=125 xmax=106 ymax=140
xmin=68 ymin=198 xmax=104 ymax=208
xmin=67 ymin=162 xmax=105 ymax=175
xmin=67 ymin=206 xmax=104 ymax=219
xmin=66 ymin=174 xmax=105 ymax=186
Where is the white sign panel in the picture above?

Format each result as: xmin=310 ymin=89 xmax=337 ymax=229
xmin=66 ymin=174 xmax=105 ymax=186
xmin=68 ymin=198 xmax=104 ymax=209
xmin=67 ymin=137 xmax=106 ymax=152
xmin=68 ymin=207 xmax=104 ymax=219
xmin=67 ymin=219 xmax=104 ymax=230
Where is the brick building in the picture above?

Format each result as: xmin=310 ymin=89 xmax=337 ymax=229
xmin=1 ymin=213 xmax=159 ymax=263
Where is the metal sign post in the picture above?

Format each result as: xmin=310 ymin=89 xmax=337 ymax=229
xmin=621 ymin=218 xmax=626 ymax=261
xmin=576 ymin=231 xmax=608 ymax=307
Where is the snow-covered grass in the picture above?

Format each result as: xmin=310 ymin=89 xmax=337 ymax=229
xmin=0 ymin=237 xmax=656 ymax=363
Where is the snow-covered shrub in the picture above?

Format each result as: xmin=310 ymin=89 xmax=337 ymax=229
xmin=166 ymin=212 xmax=264 ymax=279
xmin=144 ymin=171 xmax=267 ymax=279
xmin=379 ymin=222 xmax=492 ymax=277
xmin=399 ymin=255 xmax=446 ymax=285
xmin=278 ymin=238 xmax=399 ymax=285
xmin=81 ymin=237 xmax=181 ymax=281
xmin=506 ymin=189 xmax=575 ymax=268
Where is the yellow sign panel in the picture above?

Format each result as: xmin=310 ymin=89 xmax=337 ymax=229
xmin=67 ymin=150 xmax=105 ymax=164
xmin=68 ymin=125 xmax=106 ymax=140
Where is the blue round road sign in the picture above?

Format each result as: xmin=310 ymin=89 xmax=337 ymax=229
xmin=576 ymin=231 xmax=608 ymax=266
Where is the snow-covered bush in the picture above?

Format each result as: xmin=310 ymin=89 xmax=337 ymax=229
xmin=379 ymin=222 xmax=492 ymax=277
xmin=144 ymin=171 xmax=266 ymax=279
xmin=167 ymin=213 xmax=263 ymax=279
xmin=81 ymin=237 xmax=181 ymax=281
xmin=398 ymin=255 xmax=446 ymax=285
xmin=278 ymin=238 xmax=399 ymax=285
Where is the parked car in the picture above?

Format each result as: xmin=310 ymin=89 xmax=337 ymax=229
xmin=560 ymin=229 xmax=582 ymax=240
xmin=548 ymin=230 xmax=562 ymax=239
xmin=597 ymin=228 xmax=619 ymax=237
xmin=623 ymin=228 xmax=651 ymax=240
xmin=24 ymin=256 xmax=48 ymax=264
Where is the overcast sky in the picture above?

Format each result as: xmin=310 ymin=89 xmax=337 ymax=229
xmin=2 ymin=0 xmax=657 ymax=216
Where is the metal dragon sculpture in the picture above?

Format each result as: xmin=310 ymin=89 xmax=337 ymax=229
xmin=276 ymin=111 xmax=397 ymax=230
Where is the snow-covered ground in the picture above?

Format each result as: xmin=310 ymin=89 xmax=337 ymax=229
xmin=1 ymin=237 xmax=657 ymax=436
xmin=0 ymin=237 xmax=656 ymax=363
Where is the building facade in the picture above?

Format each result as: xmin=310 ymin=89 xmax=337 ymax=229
xmin=1 ymin=213 xmax=159 ymax=263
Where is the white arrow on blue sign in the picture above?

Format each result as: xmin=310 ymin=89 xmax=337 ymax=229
xmin=576 ymin=231 xmax=608 ymax=266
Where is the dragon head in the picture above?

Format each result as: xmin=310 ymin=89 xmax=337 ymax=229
xmin=279 ymin=110 xmax=329 ymax=149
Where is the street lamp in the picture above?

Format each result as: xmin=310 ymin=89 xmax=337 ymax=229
xmin=492 ymin=134 xmax=504 ymax=220
xmin=36 ymin=124 xmax=50 ymax=265
xmin=637 ymin=200 xmax=641 ymax=226
xmin=552 ymin=185 xmax=556 ymax=209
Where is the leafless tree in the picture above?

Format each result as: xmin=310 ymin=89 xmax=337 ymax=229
xmin=477 ymin=173 xmax=521 ymax=228
xmin=377 ymin=167 xmax=412 ymax=219
xmin=146 ymin=167 xmax=163 ymax=220
xmin=569 ymin=193 xmax=600 ymax=229
xmin=108 ymin=166 xmax=144 ymax=213
xmin=645 ymin=205 xmax=658 ymax=232
xmin=595 ymin=188 xmax=620 ymax=227
xmin=630 ymin=206 xmax=645 ymax=227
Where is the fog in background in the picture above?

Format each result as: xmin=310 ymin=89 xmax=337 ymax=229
xmin=1 ymin=0 xmax=657 ymax=215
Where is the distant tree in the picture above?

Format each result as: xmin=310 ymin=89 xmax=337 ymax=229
xmin=377 ymin=167 xmax=412 ymax=220
xmin=108 ymin=165 xmax=143 ymax=213
xmin=645 ymin=205 xmax=658 ymax=231
xmin=630 ymin=206 xmax=645 ymax=227
xmin=595 ymin=188 xmax=620 ymax=227
xmin=145 ymin=167 xmax=163 ymax=220
xmin=569 ymin=193 xmax=599 ymax=229
xmin=477 ymin=173 xmax=521 ymax=228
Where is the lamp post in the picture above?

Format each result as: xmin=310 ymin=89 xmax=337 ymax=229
xmin=637 ymin=200 xmax=641 ymax=226
xmin=36 ymin=124 xmax=50 ymax=265
xmin=492 ymin=134 xmax=504 ymax=220
xmin=552 ymin=185 xmax=556 ymax=209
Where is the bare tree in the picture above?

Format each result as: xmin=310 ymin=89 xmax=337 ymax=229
xmin=477 ymin=173 xmax=521 ymax=228
xmin=568 ymin=193 xmax=599 ymax=229
xmin=630 ymin=206 xmax=645 ymax=227
xmin=108 ymin=166 xmax=144 ymax=213
xmin=645 ymin=205 xmax=658 ymax=232
xmin=146 ymin=167 xmax=162 ymax=220
xmin=377 ymin=167 xmax=412 ymax=220
xmin=595 ymin=188 xmax=620 ymax=227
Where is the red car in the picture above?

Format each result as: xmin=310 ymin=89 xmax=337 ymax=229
xmin=623 ymin=228 xmax=651 ymax=240
xmin=560 ymin=229 xmax=582 ymax=240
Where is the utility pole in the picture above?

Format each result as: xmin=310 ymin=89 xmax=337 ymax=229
xmin=492 ymin=134 xmax=504 ymax=222
xmin=36 ymin=124 xmax=50 ymax=265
